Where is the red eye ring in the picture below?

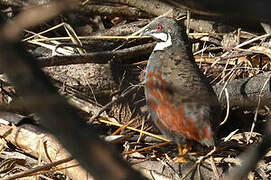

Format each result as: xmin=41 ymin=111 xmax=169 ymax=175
xmin=157 ymin=25 xmax=162 ymax=31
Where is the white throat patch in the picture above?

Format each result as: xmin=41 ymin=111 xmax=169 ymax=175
xmin=153 ymin=33 xmax=172 ymax=51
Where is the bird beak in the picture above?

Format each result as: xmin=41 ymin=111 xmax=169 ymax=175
xmin=139 ymin=29 xmax=152 ymax=37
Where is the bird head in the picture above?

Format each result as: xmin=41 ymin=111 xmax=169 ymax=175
xmin=140 ymin=17 xmax=187 ymax=51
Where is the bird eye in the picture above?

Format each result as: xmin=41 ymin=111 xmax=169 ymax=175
xmin=157 ymin=25 xmax=162 ymax=31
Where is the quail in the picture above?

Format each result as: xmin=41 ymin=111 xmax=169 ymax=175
xmin=141 ymin=17 xmax=221 ymax=158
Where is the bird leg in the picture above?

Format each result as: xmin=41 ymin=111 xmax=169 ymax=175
xmin=174 ymin=142 xmax=192 ymax=163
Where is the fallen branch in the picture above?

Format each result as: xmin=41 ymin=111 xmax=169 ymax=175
xmin=213 ymin=71 xmax=271 ymax=108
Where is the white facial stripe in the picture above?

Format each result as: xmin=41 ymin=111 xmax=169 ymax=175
xmin=151 ymin=32 xmax=168 ymax=41
xmin=153 ymin=33 xmax=172 ymax=51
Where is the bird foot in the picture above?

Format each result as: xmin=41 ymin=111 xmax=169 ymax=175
xmin=174 ymin=156 xmax=188 ymax=163
xmin=174 ymin=144 xmax=191 ymax=163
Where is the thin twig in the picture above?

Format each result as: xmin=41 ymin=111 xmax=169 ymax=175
xmin=248 ymin=73 xmax=271 ymax=143
xmin=88 ymin=84 xmax=143 ymax=123
xmin=157 ymin=158 xmax=181 ymax=179
xmin=111 ymin=116 xmax=140 ymax=135
xmin=211 ymin=33 xmax=271 ymax=67
xmin=223 ymin=129 xmax=239 ymax=142
xmin=210 ymin=156 xmax=220 ymax=180
xmin=180 ymin=163 xmax=198 ymax=180
xmin=220 ymin=88 xmax=230 ymax=126
xmin=2 ymin=157 xmax=73 ymax=180
xmin=180 ymin=147 xmax=217 ymax=180
xmin=98 ymin=118 xmax=170 ymax=142
xmin=122 ymin=141 xmax=170 ymax=155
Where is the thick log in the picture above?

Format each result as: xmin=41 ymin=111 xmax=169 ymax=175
xmin=213 ymin=72 xmax=271 ymax=108
xmin=0 ymin=122 xmax=92 ymax=180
